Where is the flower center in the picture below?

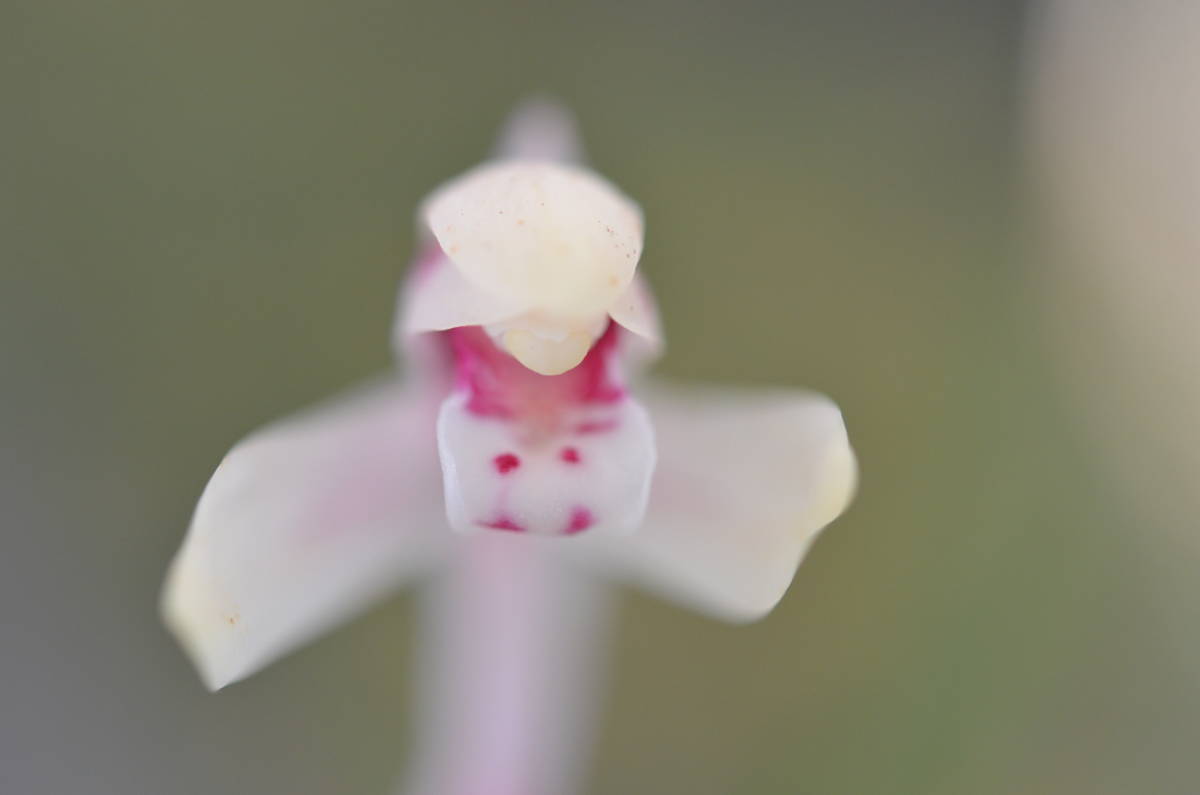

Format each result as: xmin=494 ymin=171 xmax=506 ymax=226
xmin=445 ymin=321 xmax=624 ymax=429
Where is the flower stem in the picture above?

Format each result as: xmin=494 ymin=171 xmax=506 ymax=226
xmin=401 ymin=534 xmax=612 ymax=795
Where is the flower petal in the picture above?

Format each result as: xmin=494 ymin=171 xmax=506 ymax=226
xmin=607 ymin=275 xmax=663 ymax=353
xmin=421 ymin=161 xmax=644 ymax=317
xmin=436 ymin=390 xmax=656 ymax=538
xmin=573 ymin=381 xmax=856 ymax=621
xmin=401 ymin=252 xmax=531 ymax=336
xmin=161 ymin=378 xmax=448 ymax=690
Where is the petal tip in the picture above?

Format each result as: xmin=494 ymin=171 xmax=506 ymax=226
xmin=607 ymin=275 xmax=663 ymax=354
xmin=815 ymin=424 xmax=858 ymax=528
xmin=159 ymin=546 xmax=243 ymax=692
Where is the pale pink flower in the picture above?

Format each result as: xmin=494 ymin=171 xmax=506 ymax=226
xmin=161 ymin=100 xmax=857 ymax=794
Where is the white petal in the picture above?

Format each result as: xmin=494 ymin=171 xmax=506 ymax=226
xmin=161 ymin=378 xmax=448 ymax=690
xmin=401 ymin=253 xmax=531 ymax=336
xmin=421 ymin=161 xmax=644 ymax=317
xmin=607 ymin=275 xmax=663 ymax=352
xmin=573 ymin=381 xmax=856 ymax=621
xmin=492 ymin=97 xmax=585 ymax=164
xmin=436 ymin=390 xmax=656 ymax=537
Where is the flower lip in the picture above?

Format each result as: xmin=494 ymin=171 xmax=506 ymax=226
xmin=421 ymin=160 xmax=645 ymax=319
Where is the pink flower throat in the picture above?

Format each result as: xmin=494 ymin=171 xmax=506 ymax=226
xmin=445 ymin=322 xmax=625 ymax=421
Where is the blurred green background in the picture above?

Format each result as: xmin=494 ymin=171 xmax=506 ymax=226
xmin=4 ymin=0 xmax=1197 ymax=793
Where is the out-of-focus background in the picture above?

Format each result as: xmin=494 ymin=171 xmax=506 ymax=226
xmin=4 ymin=1 xmax=1198 ymax=793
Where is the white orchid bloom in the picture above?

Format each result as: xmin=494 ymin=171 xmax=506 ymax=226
xmin=161 ymin=100 xmax=857 ymax=794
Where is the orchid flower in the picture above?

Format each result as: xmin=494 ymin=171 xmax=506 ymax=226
xmin=161 ymin=100 xmax=857 ymax=794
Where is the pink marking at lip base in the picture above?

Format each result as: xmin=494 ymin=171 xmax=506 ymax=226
xmin=559 ymin=446 xmax=581 ymax=464
xmin=478 ymin=516 xmax=526 ymax=533
xmin=564 ymin=507 xmax=594 ymax=535
xmin=573 ymin=418 xmax=618 ymax=435
xmin=445 ymin=322 xmax=625 ymax=422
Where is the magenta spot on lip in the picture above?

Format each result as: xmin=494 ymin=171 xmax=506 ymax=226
xmin=478 ymin=516 xmax=526 ymax=533
xmin=560 ymin=446 xmax=581 ymax=464
xmin=573 ymin=419 xmax=618 ymax=435
xmin=493 ymin=452 xmax=521 ymax=474
xmin=565 ymin=507 xmax=593 ymax=535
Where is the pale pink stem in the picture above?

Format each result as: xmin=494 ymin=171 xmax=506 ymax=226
xmin=400 ymin=534 xmax=612 ymax=795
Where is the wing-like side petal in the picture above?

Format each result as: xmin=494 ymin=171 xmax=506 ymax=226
xmin=574 ymin=381 xmax=856 ymax=621
xmin=161 ymin=378 xmax=448 ymax=690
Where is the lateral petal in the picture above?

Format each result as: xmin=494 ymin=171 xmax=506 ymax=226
xmin=161 ymin=378 xmax=448 ymax=690
xmin=574 ymin=381 xmax=856 ymax=621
